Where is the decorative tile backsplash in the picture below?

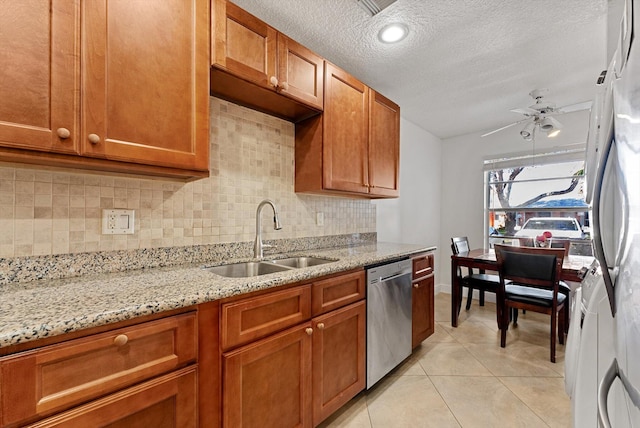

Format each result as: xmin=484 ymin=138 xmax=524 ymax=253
xmin=0 ymin=98 xmax=376 ymax=258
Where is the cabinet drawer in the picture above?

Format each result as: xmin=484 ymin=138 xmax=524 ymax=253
xmin=24 ymin=366 xmax=197 ymax=428
xmin=311 ymin=271 xmax=365 ymax=316
xmin=412 ymin=253 xmax=434 ymax=279
xmin=221 ymin=285 xmax=312 ymax=351
xmin=1 ymin=312 xmax=197 ymax=427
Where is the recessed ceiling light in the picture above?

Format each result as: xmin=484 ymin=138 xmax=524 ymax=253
xmin=378 ymin=23 xmax=408 ymax=43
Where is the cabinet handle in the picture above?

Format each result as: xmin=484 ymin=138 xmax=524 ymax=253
xmin=88 ymin=134 xmax=101 ymax=145
xmin=56 ymin=128 xmax=71 ymax=139
xmin=113 ymin=334 xmax=129 ymax=346
xmin=305 ymin=327 xmax=313 ymax=336
xmin=317 ymin=323 xmax=325 ymax=330
xmin=269 ymin=76 xmax=279 ymax=88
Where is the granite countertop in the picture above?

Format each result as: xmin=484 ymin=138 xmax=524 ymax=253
xmin=0 ymin=242 xmax=435 ymax=350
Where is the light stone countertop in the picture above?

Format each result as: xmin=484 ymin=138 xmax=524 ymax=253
xmin=0 ymin=242 xmax=435 ymax=350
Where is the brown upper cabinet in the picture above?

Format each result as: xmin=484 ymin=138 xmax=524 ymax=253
xmin=295 ymin=62 xmax=400 ymax=198
xmin=0 ymin=0 xmax=210 ymax=180
xmin=211 ymin=0 xmax=324 ymax=121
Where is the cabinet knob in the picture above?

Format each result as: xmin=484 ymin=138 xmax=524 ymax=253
xmin=280 ymin=81 xmax=289 ymax=91
xmin=113 ymin=334 xmax=129 ymax=346
xmin=269 ymin=76 xmax=279 ymax=87
xmin=305 ymin=327 xmax=313 ymax=336
xmin=413 ymin=284 xmax=419 ymax=289
xmin=88 ymin=134 xmax=101 ymax=145
xmin=56 ymin=128 xmax=71 ymax=139
xmin=317 ymin=323 xmax=325 ymax=330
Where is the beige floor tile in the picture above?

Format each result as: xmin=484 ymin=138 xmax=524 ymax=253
xmin=388 ymin=352 xmax=428 ymax=377
xmin=430 ymin=375 xmax=547 ymax=428
xmin=464 ymin=341 xmax=564 ymax=378
xmin=418 ymin=323 xmax=456 ymax=345
xmin=439 ymin=320 xmax=502 ymax=344
xmin=499 ymin=376 xmax=571 ymax=428
xmin=417 ymin=342 xmax=493 ymax=376
xmin=318 ymin=394 xmax=372 ymax=428
xmin=366 ymin=375 xmax=461 ymax=428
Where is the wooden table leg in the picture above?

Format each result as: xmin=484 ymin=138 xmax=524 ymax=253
xmin=451 ymin=257 xmax=459 ymax=327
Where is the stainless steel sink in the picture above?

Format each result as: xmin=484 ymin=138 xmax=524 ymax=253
xmin=266 ymin=256 xmax=336 ymax=268
xmin=203 ymin=261 xmax=292 ymax=278
xmin=203 ymin=256 xmax=337 ymax=277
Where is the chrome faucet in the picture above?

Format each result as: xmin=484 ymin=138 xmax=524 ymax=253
xmin=254 ymin=199 xmax=282 ymax=258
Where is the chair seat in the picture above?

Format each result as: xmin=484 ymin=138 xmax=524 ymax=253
xmin=462 ymin=273 xmax=501 ymax=289
xmin=559 ymin=280 xmax=570 ymax=294
xmin=506 ymin=284 xmax=567 ymax=307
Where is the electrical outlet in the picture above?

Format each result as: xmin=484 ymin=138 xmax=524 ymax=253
xmin=102 ymin=209 xmax=135 ymax=234
xmin=316 ymin=212 xmax=324 ymax=226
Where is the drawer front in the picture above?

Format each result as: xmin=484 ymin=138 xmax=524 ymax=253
xmin=1 ymin=312 xmax=197 ymax=427
xmin=412 ymin=253 xmax=434 ymax=279
xmin=311 ymin=271 xmax=365 ymax=316
xmin=221 ymin=285 xmax=312 ymax=351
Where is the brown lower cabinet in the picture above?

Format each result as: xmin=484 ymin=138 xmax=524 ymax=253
xmin=24 ymin=366 xmax=197 ymax=428
xmin=221 ymin=270 xmax=366 ymax=428
xmin=411 ymin=253 xmax=435 ymax=348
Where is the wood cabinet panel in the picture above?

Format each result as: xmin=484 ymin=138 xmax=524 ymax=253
xmin=277 ymin=35 xmax=324 ymax=110
xmin=222 ymin=323 xmax=312 ymax=428
xmin=221 ymin=285 xmax=312 ymax=351
xmin=0 ymin=313 xmax=197 ymax=426
xmin=0 ymin=0 xmax=79 ymax=154
xmin=24 ymin=366 xmax=197 ymax=428
xmin=80 ymin=0 xmax=209 ymax=171
xmin=311 ymin=271 xmax=365 ymax=316
xmin=212 ymin=0 xmax=277 ymax=88
xmin=312 ymin=301 xmax=366 ymax=426
xmin=368 ymin=91 xmax=400 ymax=197
xmin=323 ymin=62 xmax=369 ymax=194
xmin=412 ymin=253 xmax=435 ymax=348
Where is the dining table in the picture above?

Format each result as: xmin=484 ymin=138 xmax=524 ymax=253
xmin=450 ymin=248 xmax=594 ymax=327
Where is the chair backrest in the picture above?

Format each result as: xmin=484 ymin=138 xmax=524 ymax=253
xmin=518 ymin=237 xmax=534 ymax=247
xmin=549 ymin=239 xmax=571 ymax=256
xmin=451 ymin=236 xmax=470 ymax=255
xmin=494 ymin=244 xmax=565 ymax=290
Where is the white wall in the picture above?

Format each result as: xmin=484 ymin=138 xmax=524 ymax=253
xmin=376 ymin=118 xmax=443 ymax=283
xmin=438 ymin=110 xmax=591 ymax=290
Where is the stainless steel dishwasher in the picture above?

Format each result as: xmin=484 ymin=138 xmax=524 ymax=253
xmin=366 ymin=258 xmax=412 ymax=389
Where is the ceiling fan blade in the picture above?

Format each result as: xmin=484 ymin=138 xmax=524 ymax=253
xmin=481 ymin=118 xmax=530 ymax=137
xmin=510 ymin=107 xmax=538 ymax=116
xmin=556 ymin=100 xmax=592 ymax=113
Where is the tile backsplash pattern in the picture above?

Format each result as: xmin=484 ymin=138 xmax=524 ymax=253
xmin=0 ymin=98 xmax=376 ymax=258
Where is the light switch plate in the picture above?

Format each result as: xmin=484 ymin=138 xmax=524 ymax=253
xmin=102 ymin=209 xmax=135 ymax=234
xmin=316 ymin=212 xmax=324 ymax=226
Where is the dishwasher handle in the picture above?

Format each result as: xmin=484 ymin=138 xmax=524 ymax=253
xmin=379 ymin=271 xmax=411 ymax=283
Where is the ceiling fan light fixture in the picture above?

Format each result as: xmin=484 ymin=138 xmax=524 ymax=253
xmin=539 ymin=116 xmax=562 ymax=132
xmin=520 ymin=122 xmax=535 ymax=140
xmin=547 ymin=129 xmax=561 ymax=138
xmin=378 ymin=23 xmax=408 ymax=43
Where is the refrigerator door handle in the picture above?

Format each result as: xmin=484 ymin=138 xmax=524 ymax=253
xmin=598 ymin=359 xmax=640 ymax=428
xmin=591 ymin=125 xmax=617 ymax=317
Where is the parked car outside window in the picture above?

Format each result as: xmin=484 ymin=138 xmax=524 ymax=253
xmin=514 ymin=217 xmax=584 ymax=239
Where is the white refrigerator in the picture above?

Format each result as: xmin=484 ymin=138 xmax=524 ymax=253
xmin=565 ymin=0 xmax=640 ymax=426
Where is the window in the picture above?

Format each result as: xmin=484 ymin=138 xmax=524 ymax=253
xmin=484 ymin=144 xmax=592 ymax=255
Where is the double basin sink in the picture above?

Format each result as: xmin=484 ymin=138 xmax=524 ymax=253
xmin=204 ymin=256 xmax=337 ymax=278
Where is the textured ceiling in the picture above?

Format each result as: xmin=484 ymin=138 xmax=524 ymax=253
xmin=230 ymin=0 xmax=608 ymax=139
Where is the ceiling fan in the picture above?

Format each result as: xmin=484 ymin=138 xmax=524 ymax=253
xmin=481 ymin=88 xmax=592 ymax=141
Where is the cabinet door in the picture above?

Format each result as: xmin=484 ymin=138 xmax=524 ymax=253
xmin=25 ymin=367 xmax=197 ymax=428
xmin=212 ymin=0 xmax=277 ymax=88
xmin=312 ymin=301 xmax=366 ymax=426
xmin=0 ymin=0 xmax=79 ymax=154
xmin=412 ymin=274 xmax=435 ymax=348
xmin=223 ymin=323 xmax=312 ymax=428
xmin=81 ymin=0 xmax=209 ymax=171
xmin=323 ymin=63 xmax=369 ymax=194
xmin=277 ymin=35 xmax=324 ymax=110
xmin=368 ymin=90 xmax=400 ymax=197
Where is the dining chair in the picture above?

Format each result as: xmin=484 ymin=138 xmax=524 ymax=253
xmin=451 ymin=236 xmax=501 ymax=313
xmin=495 ymin=244 xmax=568 ymax=363
xmin=512 ymin=238 xmax=572 ymax=330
